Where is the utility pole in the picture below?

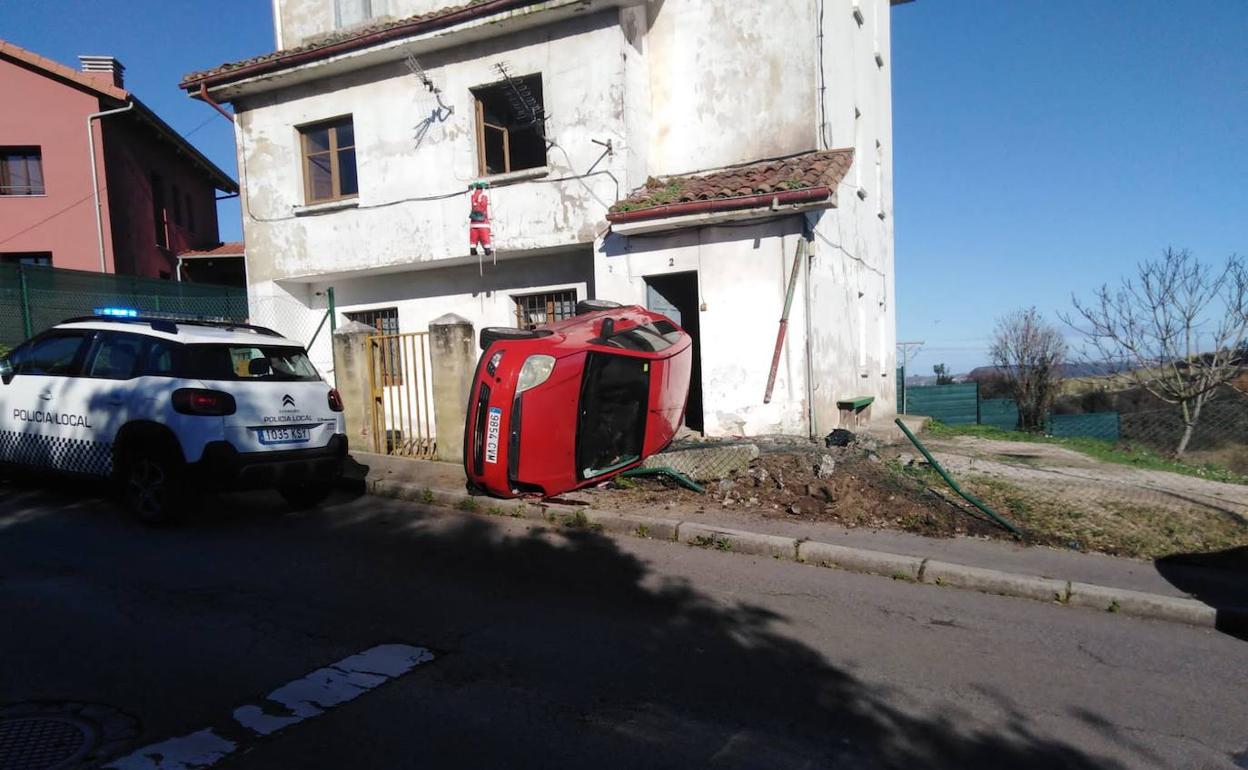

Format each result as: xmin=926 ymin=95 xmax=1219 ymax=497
xmin=896 ymin=340 xmax=924 ymax=414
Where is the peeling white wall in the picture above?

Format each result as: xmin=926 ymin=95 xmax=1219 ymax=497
xmin=644 ymin=0 xmax=818 ymax=175
xmin=241 ymin=0 xmax=899 ymax=436
xmin=234 ymin=11 xmax=628 ymax=285
xmin=596 ymin=219 xmax=811 ymax=437
xmin=808 ymin=0 xmax=897 ymax=430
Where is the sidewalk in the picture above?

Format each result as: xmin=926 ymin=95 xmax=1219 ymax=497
xmin=350 ymin=452 xmax=1247 ymax=630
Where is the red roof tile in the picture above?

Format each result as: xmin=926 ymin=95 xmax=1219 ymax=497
xmin=180 ymin=0 xmax=538 ymax=89
xmin=608 ymin=149 xmax=854 ymax=220
xmin=177 ymin=242 xmax=245 ymax=258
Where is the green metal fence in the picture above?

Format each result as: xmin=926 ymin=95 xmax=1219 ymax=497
xmin=979 ymin=398 xmax=1020 ymax=431
xmin=0 ymin=263 xmax=247 ymax=347
xmin=1049 ymin=412 xmax=1121 ymax=442
xmin=905 ymin=382 xmax=980 ymax=425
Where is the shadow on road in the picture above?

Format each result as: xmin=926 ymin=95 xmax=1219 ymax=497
xmin=0 ymin=475 xmax=1146 ymax=769
xmin=1156 ymin=546 xmax=1248 ymax=642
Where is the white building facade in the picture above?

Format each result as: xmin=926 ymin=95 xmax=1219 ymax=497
xmin=182 ymin=0 xmax=905 ymax=438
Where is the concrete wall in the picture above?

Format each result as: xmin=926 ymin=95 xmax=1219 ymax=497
xmin=233 ymin=11 xmax=628 ymax=285
xmin=102 ymin=115 xmax=223 ymax=278
xmin=808 ymin=0 xmax=897 ymax=430
xmin=642 ymin=0 xmax=818 ymax=175
xmin=0 ymin=56 xmax=110 ymax=271
xmin=596 ymin=218 xmax=812 ymax=437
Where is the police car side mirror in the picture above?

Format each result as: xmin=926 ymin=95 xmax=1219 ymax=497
xmin=0 ymin=358 xmax=13 ymax=385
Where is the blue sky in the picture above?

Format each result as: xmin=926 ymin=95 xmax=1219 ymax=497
xmin=892 ymin=0 xmax=1247 ymax=374
xmin=6 ymin=1 xmax=1245 ymax=375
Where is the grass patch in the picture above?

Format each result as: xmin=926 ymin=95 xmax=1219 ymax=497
xmin=561 ymin=510 xmax=602 ymax=531
xmin=691 ymin=535 xmax=733 ymax=552
xmin=611 ymin=476 xmax=639 ymax=490
xmin=420 ymin=488 xmax=435 ymax=505
xmin=960 ymin=474 xmax=1248 ymax=559
xmin=635 ymin=524 xmax=651 ymax=538
xmin=925 ymin=422 xmax=1248 ymax=485
xmin=456 ymin=497 xmax=480 ymax=513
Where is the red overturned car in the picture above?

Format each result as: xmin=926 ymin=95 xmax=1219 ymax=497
xmin=464 ymin=300 xmax=692 ymax=498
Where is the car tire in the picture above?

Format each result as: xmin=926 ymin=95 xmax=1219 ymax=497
xmin=279 ymin=482 xmax=334 ymax=510
xmin=478 ymin=326 xmax=552 ymax=351
xmin=575 ymin=299 xmax=622 ymax=315
xmin=122 ymin=448 xmax=187 ymax=526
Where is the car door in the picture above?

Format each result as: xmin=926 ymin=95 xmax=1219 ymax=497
xmin=76 ymin=330 xmax=149 ymax=474
xmin=0 ymin=330 xmax=94 ymax=472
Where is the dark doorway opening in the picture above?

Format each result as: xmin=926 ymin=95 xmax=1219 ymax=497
xmin=645 ymin=272 xmax=704 ymax=432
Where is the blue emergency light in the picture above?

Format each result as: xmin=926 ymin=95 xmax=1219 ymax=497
xmin=94 ymin=307 xmax=139 ymax=317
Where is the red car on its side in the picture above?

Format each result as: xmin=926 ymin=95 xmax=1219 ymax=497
xmin=464 ymin=300 xmax=693 ymax=498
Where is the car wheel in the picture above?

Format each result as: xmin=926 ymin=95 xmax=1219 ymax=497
xmin=123 ymin=449 xmax=186 ymax=526
xmin=478 ymin=326 xmax=552 ymax=351
xmin=279 ymin=482 xmax=333 ymax=510
xmin=575 ymin=299 xmax=622 ymax=315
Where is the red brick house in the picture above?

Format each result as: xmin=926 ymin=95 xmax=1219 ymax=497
xmin=0 ymin=39 xmax=237 ymax=278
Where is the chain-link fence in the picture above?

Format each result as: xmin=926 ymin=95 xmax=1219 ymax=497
xmin=1119 ymin=396 xmax=1248 ymax=474
xmin=0 ymin=263 xmax=247 ymax=347
xmin=249 ymin=294 xmax=336 ymax=382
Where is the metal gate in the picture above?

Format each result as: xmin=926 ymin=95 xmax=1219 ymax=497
xmin=368 ymin=331 xmax=436 ymax=458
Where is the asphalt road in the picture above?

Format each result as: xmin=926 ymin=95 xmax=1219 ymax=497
xmin=1 ymin=474 xmax=1246 ymax=769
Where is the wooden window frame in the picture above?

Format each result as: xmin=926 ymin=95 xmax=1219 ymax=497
xmin=299 ymin=116 xmax=357 ymax=205
xmin=472 ymin=76 xmax=545 ymax=178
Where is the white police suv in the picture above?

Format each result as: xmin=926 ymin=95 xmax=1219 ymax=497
xmin=0 ymin=311 xmax=347 ymax=523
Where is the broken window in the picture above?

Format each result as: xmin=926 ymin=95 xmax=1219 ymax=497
xmin=513 ymin=289 xmax=576 ymax=330
xmin=300 ymin=116 xmax=358 ymax=204
xmin=473 ymin=74 xmax=547 ymax=177
xmin=575 ymin=353 xmax=649 ymax=480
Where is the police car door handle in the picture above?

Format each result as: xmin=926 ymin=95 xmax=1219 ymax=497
xmin=39 ymin=391 xmax=53 ymax=400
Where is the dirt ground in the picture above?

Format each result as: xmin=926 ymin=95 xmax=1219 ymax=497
xmin=580 ymin=444 xmax=1007 ymax=541
xmin=574 ymin=433 xmax=1248 ymax=559
xmin=918 ymin=435 xmax=1248 ymax=558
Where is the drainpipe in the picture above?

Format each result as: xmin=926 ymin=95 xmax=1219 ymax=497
xmin=198 ymin=84 xmax=235 ymax=123
xmin=803 ymin=221 xmax=816 ymax=439
xmin=88 ymin=100 xmax=135 ymax=272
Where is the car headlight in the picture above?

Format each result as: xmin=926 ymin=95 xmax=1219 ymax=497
xmin=517 ymin=355 xmax=556 ymax=393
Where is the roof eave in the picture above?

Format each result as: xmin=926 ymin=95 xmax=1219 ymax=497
xmin=129 ymin=99 xmax=238 ymax=193
xmin=182 ymin=0 xmax=637 ymax=99
xmin=608 ymin=188 xmax=836 ymax=235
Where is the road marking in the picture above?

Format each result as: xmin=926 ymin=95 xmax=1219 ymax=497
xmin=104 ymin=644 xmax=435 ymax=769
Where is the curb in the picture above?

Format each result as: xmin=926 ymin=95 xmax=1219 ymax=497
xmin=366 ymin=478 xmax=1236 ymax=631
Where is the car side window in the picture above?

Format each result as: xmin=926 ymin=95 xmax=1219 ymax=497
xmin=141 ymin=340 xmax=178 ymax=378
xmin=16 ymin=332 xmax=90 ymax=377
xmin=84 ymin=332 xmax=145 ymax=380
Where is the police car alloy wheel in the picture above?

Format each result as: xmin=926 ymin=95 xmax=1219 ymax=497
xmin=124 ymin=449 xmax=185 ymax=525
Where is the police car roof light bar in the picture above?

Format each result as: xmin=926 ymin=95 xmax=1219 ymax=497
xmin=62 ymin=314 xmax=283 ymax=338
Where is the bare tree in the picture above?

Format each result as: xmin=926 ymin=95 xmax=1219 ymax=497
xmin=1064 ymin=248 xmax=1248 ymax=456
xmin=990 ymin=308 xmax=1067 ymax=431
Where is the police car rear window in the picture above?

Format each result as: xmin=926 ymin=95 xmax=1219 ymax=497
xmin=184 ymin=345 xmax=320 ymax=382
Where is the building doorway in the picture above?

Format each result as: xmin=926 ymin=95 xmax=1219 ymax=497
xmin=645 ymin=272 xmax=703 ymax=432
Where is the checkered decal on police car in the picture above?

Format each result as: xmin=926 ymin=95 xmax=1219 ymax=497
xmin=0 ymin=431 xmax=113 ymax=476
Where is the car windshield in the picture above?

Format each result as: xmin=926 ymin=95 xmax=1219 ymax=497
xmin=576 ymin=353 xmax=650 ymax=478
xmin=184 ymin=345 xmax=321 ymax=382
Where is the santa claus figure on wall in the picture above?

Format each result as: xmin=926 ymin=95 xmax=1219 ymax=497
xmin=469 ymin=181 xmax=493 ymax=259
